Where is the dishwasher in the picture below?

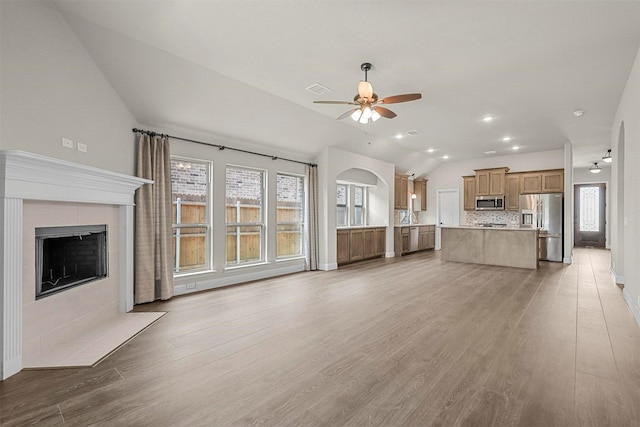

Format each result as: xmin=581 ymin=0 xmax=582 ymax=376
xmin=409 ymin=226 xmax=419 ymax=252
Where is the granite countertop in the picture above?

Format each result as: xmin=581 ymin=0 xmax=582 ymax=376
xmin=336 ymin=225 xmax=388 ymax=230
xmin=443 ymin=225 xmax=537 ymax=232
xmin=394 ymin=223 xmax=437 ymax=227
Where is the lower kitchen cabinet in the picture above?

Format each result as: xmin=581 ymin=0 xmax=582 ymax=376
xmin=394 ymin=225 xmax=436 ymax=256
xmin=337 ymin=227 xmax=387 ymax=265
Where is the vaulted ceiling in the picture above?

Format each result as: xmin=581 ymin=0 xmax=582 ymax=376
xmin=53 ymin=1 xmax=640 ymax=176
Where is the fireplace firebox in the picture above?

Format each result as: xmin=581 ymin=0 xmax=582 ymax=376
xmin=35 ymin=225 xmax=108 ymax=299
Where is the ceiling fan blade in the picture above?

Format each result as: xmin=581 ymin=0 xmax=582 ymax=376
xmin=373 ymin=106 xmax=397 ymax=119
xmin=337 ymin=108 xmax=359 ymax=120
xmin=379 ymin=93 xmax=422 ymax=104
xmin=313 ymin=100 xmax=358 ymax=105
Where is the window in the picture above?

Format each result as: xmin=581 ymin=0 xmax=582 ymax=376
xmin=171 ymin=158 xmax=211 ymax=274
xmin=276 ymin=174 xmax=304 ymax=259
xmin=353 ymin=185 xmax=365 ymax=226
xmin=336 ymin=183 xmax=367 ymax=227
xmin=336 ymin=184 xmax=348 ymax=227
xmin=226 ymin=166 xmax=265 ymax=266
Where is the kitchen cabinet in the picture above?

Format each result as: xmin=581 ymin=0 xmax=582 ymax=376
xmin=413 ymin=179 xmax=427 ymax=211
xmin=475 ymin=167 xmax=509 ymax=196
xmin=520 ymin=169 xmax=564 ymax=194
xmin=520 ymin=172 xmax=542 ymax=194
xmin=394 ymin=225 xmax=435 ymax=256
xmin=463 ymin=176 xmax=476 ymax=211
xmin=505 ymin=174 xmax=521 ymax=210
xmin=337 ymin=230 xmax=350 ymax=264
xmin=337 ymin=227 xmax=386 ymax=265
xmin=542 ymin=170 xmax=564 ymax=192
xmin=375 ymin=228 xmax=386 ymax=256
xmin=394 ymin=173 xmax=409 ymax=210
xmin=418 ymin=225 xmax=436 ymax=250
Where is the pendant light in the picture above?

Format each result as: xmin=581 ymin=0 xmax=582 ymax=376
xmin=589 ymin=162 xmax=602 ymax=174
xmin=602 ymin=149 xmax=612 ymax=163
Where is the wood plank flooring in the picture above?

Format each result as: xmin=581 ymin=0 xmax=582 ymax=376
xmin=1 ymin=247 xmax=639 ymax=426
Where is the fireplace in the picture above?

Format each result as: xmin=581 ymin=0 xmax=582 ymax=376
xmin=35 ymin=225 xmax=108 ymax=299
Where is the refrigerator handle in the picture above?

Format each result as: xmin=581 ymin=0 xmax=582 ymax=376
xmin=540 ymin=198 xmax=544 ymax=229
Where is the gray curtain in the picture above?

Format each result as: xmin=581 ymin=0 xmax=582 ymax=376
xmin=306 ymin=165 xmax=319 ymax=271
xmin=134 ymin=133 xmax=174 ymax=303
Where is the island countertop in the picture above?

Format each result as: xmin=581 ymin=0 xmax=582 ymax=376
xmin=442 ymin=225 xmax=537 ymax=232
xmin=441 ymin=226 xmax=539 ymax=269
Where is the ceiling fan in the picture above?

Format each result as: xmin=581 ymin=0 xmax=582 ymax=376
xmin=314 ymin=62 xmax=422 ymax=124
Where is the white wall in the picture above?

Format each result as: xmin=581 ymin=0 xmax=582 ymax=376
xmin=168 ymin=136 xmax=308 ymax=294
xmin=611 ymin=45 xmax=640 ymax=324
xmin=423 ymin=149 xmax=565 ymax=225
xmin=317 ymin=146 xmax=394 ymax=270
xmin=573 ymin=166 xmax=611 ymax=249
xmin=0 ymin=1 xmax=137 ymax=175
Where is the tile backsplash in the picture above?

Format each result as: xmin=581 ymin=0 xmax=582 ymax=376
xmin=465 ymin=210 xmax=520 ymax=226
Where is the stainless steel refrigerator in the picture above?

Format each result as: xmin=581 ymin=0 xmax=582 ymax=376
xmin=519 ymin=193 xmax=563 ymax=262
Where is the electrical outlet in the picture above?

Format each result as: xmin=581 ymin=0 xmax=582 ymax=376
xmin=62 ymin=138 xmax=73 ymax=149
xmin=77 ymin=142 xmax=87 ymax=152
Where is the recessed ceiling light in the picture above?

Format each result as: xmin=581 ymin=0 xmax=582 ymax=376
xmin=482 ymin=116 xmax=494 ymax=122
xmin=395 ymin=133 xmax=404 ymax=139
xmin=427 ymin=148 xmax=435 ymax=153
xmin=484 ymin=150 xmax=497 ymax=154
xmin=502 ymin=136 xmax=511 ymax=142
xmin=442 ymin=155 xmax=449 ymax=160
xmin=512 ymin=146 xmax=519 ymax=150
xmin=573 ymin=109 xmax=585 ymax=117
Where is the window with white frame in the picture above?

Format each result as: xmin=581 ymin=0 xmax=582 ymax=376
xmin=225 ymin=166 xmax=265 ymax=266
xmin=336 ymin=184 xmax=348 ymax=227
xmin=336 ymin=183 xmax=368 ymax=227
xmin=171 ymin=158 xmax=211 ymax=274
xmin=276 ymin=173 xmax=304 ymax=259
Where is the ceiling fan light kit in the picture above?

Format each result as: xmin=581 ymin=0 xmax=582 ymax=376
xmin=590 ymin=162 xmax=602 ymax=174
xmin=314 ymin=62 xmax=422 ymax=125
xmin=602 ymin=149 xmax=612 ymax=163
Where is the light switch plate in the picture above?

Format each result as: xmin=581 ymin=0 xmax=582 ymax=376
xmin=62 ymin=138 xmax=73 ymax=149
xmin=77 ymin=142 xmax=87 ymax=152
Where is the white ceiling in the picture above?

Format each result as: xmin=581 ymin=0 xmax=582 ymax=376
xmin=53 ymin=1 xmax=640 ymax=177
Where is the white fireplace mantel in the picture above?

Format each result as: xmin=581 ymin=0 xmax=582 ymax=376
xmin=0 ymin=150 xmax=151 ymax=380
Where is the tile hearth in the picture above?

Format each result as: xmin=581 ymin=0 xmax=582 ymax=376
xmin=23 ymin=312 xmax=165 ymax=369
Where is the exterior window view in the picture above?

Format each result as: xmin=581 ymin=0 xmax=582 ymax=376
xmin=3 ymin=2 xmax=640 ymax=426
xmin=171 ymin=158 xmax=210 ymax=273
xmin=225 ymin=166 xmax=265 ymax=266
xmin=276 ymin=174 xmax=305 ymax=259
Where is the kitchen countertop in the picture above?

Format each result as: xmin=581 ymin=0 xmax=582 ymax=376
xmin=443 ymin=225 xmax=536 ymax=232
xmin=336 ymin=225 xmax=388 ymax=230
xmin=394 ymin=223 xmax=436 ymax=227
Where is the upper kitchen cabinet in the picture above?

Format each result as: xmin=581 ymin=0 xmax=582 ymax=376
xmin=520 ymin=169 xmax=564 ymax=194
xmin=413 ymin=179 xmax=427 ymax=211
xmin=475 ymin=167 xmax=509 ymax=196
xmin=505 ymin=174 xmax=521 ymax=210
xmin=541 ymin=170 xmax=564 ymax=192
xmin=463 ymin=176 xmax=476 ymax=211
xmin=394 ymin=173 xmax=409 ymax=210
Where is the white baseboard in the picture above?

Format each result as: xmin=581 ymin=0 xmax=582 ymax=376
xmin=174 ymin=262 xmax=306 ymax=296
xmin=1 ymin=355 xmax=22 ymax=380
xmin=623 ymin=288 xmax=640 ymax=328
xmin=319 ymin=262 xmax=337 ymax=271
xmin=610 ymin=267 xmax=624 ymax=285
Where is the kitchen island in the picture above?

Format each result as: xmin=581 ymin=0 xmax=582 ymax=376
xmin=441 ymin=225 xmax=539 ymax=269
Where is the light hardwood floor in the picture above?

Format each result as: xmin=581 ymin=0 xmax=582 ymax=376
xmin=1 ymin=247 xmax=639 ymax=426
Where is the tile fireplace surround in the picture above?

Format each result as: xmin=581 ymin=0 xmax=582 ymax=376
xmin=0 ymin=150 xmax=152 ymax=380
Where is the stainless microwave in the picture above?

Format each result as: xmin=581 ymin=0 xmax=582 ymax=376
xmin=475 ymin=195 xmax=504 ymax=210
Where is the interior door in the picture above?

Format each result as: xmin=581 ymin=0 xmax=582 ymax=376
xmin=436 ymin=189 xmax=460 ymax=250
xmin=574 ymin=183 xmax=606 ymax=247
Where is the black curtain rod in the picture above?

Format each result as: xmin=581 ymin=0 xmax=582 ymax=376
xmin=132 ymin=128 xmax=317 ymax=167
